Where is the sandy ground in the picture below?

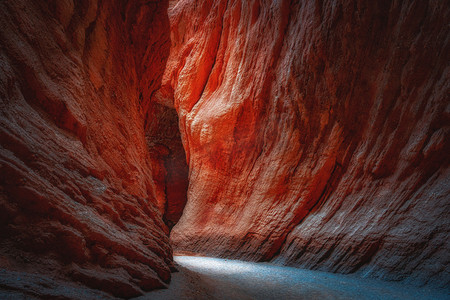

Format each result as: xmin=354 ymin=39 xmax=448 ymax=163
xmin=138 ymin=256 xmax=450 ymax=300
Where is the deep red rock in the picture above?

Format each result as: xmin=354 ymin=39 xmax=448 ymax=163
xmin=0 ymin=0 xmax=449 ymax=296
xmin=164 ymin=0 xmax=450 ymax=287
xmin=146 ymin=101 xmax=189 ymax=229
xmin=0 ymin=0 xmax=174 ymax=297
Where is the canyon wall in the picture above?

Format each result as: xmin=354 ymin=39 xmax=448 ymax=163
xmin=165 ymin=0 xmax=450 ymax=287
xmin=0 ymin=0 xmax=175 ymax=297
xmin=0 ymin=0 xmax=448 ymax=296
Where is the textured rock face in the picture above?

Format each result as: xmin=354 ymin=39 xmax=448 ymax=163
xmin=0 ymin=0 xmax=175 ymax=297
xmin=165 ymin=0 xmax=450 ymax=287
xmin=1 ymin=0 xmax=449 ymax=296
xmin=146 ymin=101 xmax=189 ymax=229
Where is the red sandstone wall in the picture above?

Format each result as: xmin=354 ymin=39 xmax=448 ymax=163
xmin=0 ymin=0 xmax=173 ymax=297
xmin=1 ymin=0 xmax=448 ymax=295
xmin=165 ymin=0 xmax=450 ymax=287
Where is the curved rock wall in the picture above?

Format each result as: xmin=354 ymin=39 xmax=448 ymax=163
xmin=1 ymin=0 xmax=448 ymax=295
xmin=165 ymin=0 xmax=450 ymax=287
xmin=0 ymin=0 xmax=173 ymax=297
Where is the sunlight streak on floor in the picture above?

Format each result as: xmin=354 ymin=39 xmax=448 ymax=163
xmin=140 ymin=256 xmax=450 ymax=300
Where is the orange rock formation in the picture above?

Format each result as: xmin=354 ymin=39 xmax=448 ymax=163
xmin=0 ymin=0 xmax=448 ymax=297
xmin=165 ymin=0 xmax=450 ymax=287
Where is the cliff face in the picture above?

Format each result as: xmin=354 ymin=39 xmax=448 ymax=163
xmin=165 ymin=0 xmax=450 ymax=287
xmin=1 ymin=0 xmax=448 ymax=296
xmin=0 ymin=0 xmax=174 ymax=297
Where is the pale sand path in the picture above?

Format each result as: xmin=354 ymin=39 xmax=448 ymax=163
xmin=139 ymin=256 xmax=449 ymax=300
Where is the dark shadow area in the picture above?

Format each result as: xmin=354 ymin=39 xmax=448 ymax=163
xmin=146 ymin=102 xmax=189 ymax=229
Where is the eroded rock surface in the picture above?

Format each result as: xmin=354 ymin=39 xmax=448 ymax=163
xmin=0 ymin=0 xmax=174 ymax=297
xmin=1 ymin=0 xmax=448 ymax=296
xmin=165 ymin=0 xmax=450 ymax=287
xmin=146 ymin=101 xmax=189 ymax=229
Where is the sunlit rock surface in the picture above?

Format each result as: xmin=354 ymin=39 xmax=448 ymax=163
xmin=0 ymin=0 xmax=174 ymax=297
xmin=165 ymin=0 xmax=450 ymax=287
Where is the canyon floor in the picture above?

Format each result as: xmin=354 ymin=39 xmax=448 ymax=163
xmin=0 ymin=255 xmax=449 ymax=299
xmin=141 ymin=256 xmax=450 ymax=300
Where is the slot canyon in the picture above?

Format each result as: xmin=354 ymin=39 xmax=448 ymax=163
xmin=0 ymin=0 xmax=449 ymax=299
